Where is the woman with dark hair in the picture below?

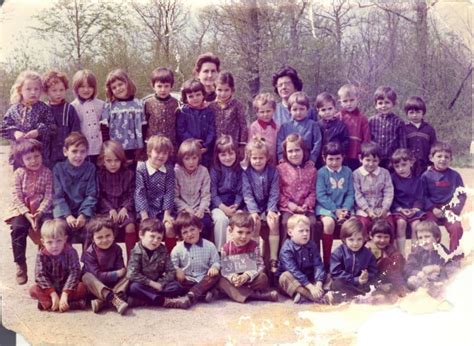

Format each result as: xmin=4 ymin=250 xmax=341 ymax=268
xmin=193 ymin=52 xmax=221 ymax=102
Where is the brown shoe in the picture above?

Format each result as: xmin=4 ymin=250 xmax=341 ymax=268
xmin=111 ymin=294 xmax=128 ymax=315
xmin=69 ymin=299 xmax=87 ymax=310
xmin=163 ymin=295 xmax=191 ymax=309
xmin=250 ymin=290 xmax=278 ymax=302
xmin=16 ymin=263 xmax=27 ymax=285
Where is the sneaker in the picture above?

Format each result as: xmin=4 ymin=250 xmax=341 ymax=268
xmin=15 ymin=263 xmax=27 ymax=285
xmin=204 ymin=288 xmax=220 ymax=303
xmin=91 ymin=299 xmax=105 ymax=313
xmin=293 ymin=292 xmax=302 ymax=304
xmin=270 ymin=259 xmax=279 ymax=273
xmin=69 ymin=299 xmax=87 ymax=310
xmin=163 ymin=295 xmax=191 ymax=309
xmin=111 ymin=294 xmax=128 ymax=315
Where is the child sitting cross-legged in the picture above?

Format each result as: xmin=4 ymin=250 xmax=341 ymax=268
xmin=218 ymin=211 xmax=278 ymax=303
xmin=171 ymin=211 xmax=221 ymax=307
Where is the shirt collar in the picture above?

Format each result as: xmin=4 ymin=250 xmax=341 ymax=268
xmin=326 ymin=165 xmax=342 ymax=173
xmin=183 ymin=238 xmax=203 ymax=249
xmin=410 ymin=121 xmax=422 ymax=128
xmin=359 ymin=166 xmax=380 ymax=176
xmin=146 ymin=160 xmax=167 ymax=175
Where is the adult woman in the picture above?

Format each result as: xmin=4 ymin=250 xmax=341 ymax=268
xmin=193 ymin=52 xmax=220 ymax=102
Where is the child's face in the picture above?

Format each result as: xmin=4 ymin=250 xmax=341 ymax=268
xmin=63 ymin=143 xmax=88 ymax=167
xmin=371 ymin=233 xmax=391 ymax=250
xmin=325 ymin=154 xmax=343 ymax=171
xmin=110 ymin=80 xmax=128 ymax=100
xmin=344 ymin=231 xmax=365 ymax=252
xmin=41 ymin=234 xmax=67 ymax=256
xmin=198 ymin=62 xmax=218 ymax=90
xmin=153 ymin=81 xmax=172 ymax=99
xmin=103 ymin=150 xmax=121 ymax=173
xmin=218 ymin=150 xmax=237 ymax=167
xmin=288 ymin=221 xmax=311 ymax=246
xmin=149 ymin=149 xmax=169 ymax=169
xmin=417 ymin=230 xmax=437 ymax=251
xmin=47 ymin=81 xmax=66 ymax=105
xmin=257 ymin=104 xmax=275 ymax=123
xmin=393 ymin=160 xmax=413 ymax=178
xmin=375 ymin=97 xmax=395 ymax=115
xmin=22 ymin=150 xmax=43 ymax=171
xmin=77 ymin=82 xmax=95 ymax=100
xmin=407 ymin=109 xmax=424 ymax=124
xmin=180 ymin=225 xmax=201 ymax=245
xmin=249 ymin=148 xmax=268 ymax=172
xmin=430 ymin=150 xmax=451 ymax=171
xmin=290 ymin=102 xmax=308 ymax=121
xmin=360 ymin=154 xmax=380 ymax=173
xmin=186 ymin=91 xmax=205 ymax=108
xmin=276 ymin=76 xmax=296 ymax=100
xmin=339 ymin=94 xmax=359 ymax=112
xmin=21 ymin=78 xmax=42 ymax=105
xmin=286 ymin=141 xmax=304 ymax=166
xmin=215 ymin=83 xmax=233 ymax=103
xmin=229 ymin=226 xmax=253 ymax=247
xmin=183 ymin=154 xmax=200 ymax=173
xmin=140 ymin=231 xmax=164 ymax=251
xmin=317 ymin=101 xmax=336 ymax=121
xmin=93 ymin=227 xmax=115 ymax=250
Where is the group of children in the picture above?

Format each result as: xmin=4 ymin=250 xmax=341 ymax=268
xmin=1 ymin=55 xmax=466 ymax=313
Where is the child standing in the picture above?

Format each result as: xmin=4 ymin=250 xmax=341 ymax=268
xmin=248 ymin=93 xmax=279 ymax=165
xmin=177 ymin=78 xmax=216 ymax=167
xmin=404 ymin=96 xmax=437 ymax=176
xmin=71 ymin=70 xmax=105 ymax=163
xmin=97 ymin=140 xmax=137 ymax=259
xmin=42 ymin=70 xmax=81 ymax=168
xmin=81 ymin=216 xmax=129 ymax=314
xmin=369 ymin=86 xmax=406 ymax=169
xmin=5 ymin=139 xmax=53 ymax=285
xmin=29 ymin=219 xmax=87 ymax=311
xmin=316 ymin=142 xmax=355 ymax=268
xmin=171 ymin=211 xmax=221 ymax=307
xmin=242 ymin=137 xmax=280 ymax=272
xmin=218 ymin=212 xmax=278 ymax=303
xmin=211 ymin=135 xmax=243 ymax=250
xmin=336 ymin=84 xmax=370 ymax=171
xmin=276 ymin=91 xmax=322 ymax=165
xmin=422 ymin=142 xmax=466 ymax=252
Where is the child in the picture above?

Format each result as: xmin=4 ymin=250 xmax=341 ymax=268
xmin=176 ymin=78 xmax=216 ymax=167
xmin=276 ymin=91 xmax=322 ymax=165
xmin=127 ymin=218 xmax=189 ymax=308
xmin=5 ymin=139 xmax=53 ymax=285
xmin=1 ymin=70 xmax=55 ymax=168
xmin=276 ymin=215 xmax=328 ymax=304
xmin=171 ymin=211 xmax=221 ymax=307
xmin=29 ymin=219 xmax=87 ymax=311
xmin=248 ymin=93 xmax=279 ymax=165
xmin=53 ymin=132 xmax=98 ymax=245
xmin=404 ymin=96 xmax=437 ymax=176
xmin=336 ymin=84 xmax=370 ymax=171
xmin=242 ymin=137 xmax=280 ymax=272
xmin=390 ymin=148 xmax=425 ymax=256
xmin=422 ymin=142 xmax=466 ymax=252
xmin=81 ymin=215 xmax=129 ymax=314
xmin=97 ymin=140 xmax=137 ymax=259
xmin=330 ymin=217 xmax=377 ymax=303
xmin=211 ymin=135 xmax=243 ymax=250
xmin=42 ymin=70 xmax=81 ymax=168
xmin=368 ymin=86 xmax=406 ymax=169
xmin=174 ymin=139 xmax=213 ymax=240
xmin=71 ymin=69 xmax=105 ymax=163
xmin=353 ymin=141 xmax=394 ymax=233
xmin=143 ymin=67 xmax=179 ymax=150
xmin=134 ymin=135 xmax=176 ymax=251
xmin=209 ymin=71 xmax=248 ymax=158
xmin=101 ymin=69 xmax=146 ymax=165
xmin=218 ymin=212 xmax=278 ymax=303
xmin=277 ymin=134 xmax=318 ymax=246
xmin=316 ymin=141 xmax=355 ymax=268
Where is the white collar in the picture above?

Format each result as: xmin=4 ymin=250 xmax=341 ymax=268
xmin=146 ymin=160 xmax=167 ymax=175
xmin=359 ymin=166 xmax=380 ymax=176
xmin=410 ymin=121 xmax=422 ymax=128
xmin=326 ymin=166 xmax=342 ymax=173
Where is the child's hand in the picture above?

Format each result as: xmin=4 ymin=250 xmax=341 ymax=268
xmin=207 ymin=267 xmax=219 ymax=277
xmin=118 ymin=208 xmax=129 ymax=223
xmin=366 ymin=209 xmax=377 ymax=219
xmin=307 ymin=282 xmax=324 ymax=301
xmin=31 ymin=211 xmax=43 ymax=231
xmin=117 ymin=268 xmax=127 ymax=278
xmin=50 ymin=291 xmax=60 ymax=311
xmin=24 ymin=212 xmax=36 ymax=229
xmin=234 ymin=273 xmax=250 ymax=287
xmin=14 ymin=131 xmax=26 ymax=140
xmin=165 ymin=221 xmax=176 ymax=238
xmin=407 ymin=275 xmax=422 ymax=289
xmin=76 ymin=214 xmax=87 ymax=229
xmin=287 ymin=202 xmax=298 ymax=213
xmin=176 ymin=268 xmax=186 ymax=283
xmin=140 ymin=211 xmax=149 ymax=221
xmin=195 ymin=210 xmax=204 ymax=219
xmin=59 ymin=292 xmax=69 ymax=312
xmin=358 ymin=269 xmax=369 ymax=285
xmin=109 ymin=209 xmax=119 ymax=223
xmin=377 ymin=209 xmax=388 ymax=218
xmin=149 ymin=280 xmax=163 ymax=292
xmin=25 ymin=129 xmax=39 ymax=139
xmin=267 ymin=211 xmax=279 ymax=223
xmin=250 ymin=213 xmax=260 ymax=223
xmin=66 ymin=215 xmax=77 ymax=229
xmin=307 ymin=161 xmax=315 ymax=167
xmin=433 ymin=208 xmax=444 ymax=219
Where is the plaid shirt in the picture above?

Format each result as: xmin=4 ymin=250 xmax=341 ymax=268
xmin=174 ymin=164 xmax=211 ymax=213
xmin=209 ymin=98 xmax=248 ymax=146
xmin=171 ymin=238 xmax=220 ymax=283
xmin=98 ymin=167 xmax=135 ymax=213
xmin=369 ymin=113 xmax=406 ymax=159
xmin=353 ymin=166 xmax=394 ymax=214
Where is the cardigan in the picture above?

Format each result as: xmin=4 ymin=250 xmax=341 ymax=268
xmin=71 ymin=98 xmax=105 ymax=156
xmin=316 ymin=165 xmax=354 ymax=217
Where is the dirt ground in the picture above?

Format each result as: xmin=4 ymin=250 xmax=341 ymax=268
xmin=0 ymin=146 xmax=473 ymax=345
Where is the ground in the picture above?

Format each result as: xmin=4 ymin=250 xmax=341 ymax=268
xmin=0 ymin=146 xmax=473 ymax=345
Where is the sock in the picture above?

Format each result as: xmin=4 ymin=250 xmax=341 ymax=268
xmin=396 ymin=237 xmax=406 ymax=257
xmin=269 ymin=235 xmax=280 ymax=261
xmin=259 ymin=236 xmax=265 ymax=258
xmin=164 ymin=236 xmax=177 ymax=254
xmin=322 ymin=234 xmax=334 ymax=269
xmin=125 ymin=232 xmax=138 ymax=262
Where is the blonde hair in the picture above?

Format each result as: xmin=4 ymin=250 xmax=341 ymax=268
xmin=177 ymin=139 xmax=202 ymax=166
xmin=41 ymin=219 xmax=67 ymax=239
xmin=287 ymin=214 xmax=310 ymax=230
xmin=338 ymin=84 xmax=358 ymax=98
xmin=147 ymin=135 xmax=174 ymax=157
xmin=72 ymin=69 xmax=97 ymax=99
xmin=245 ymin=136 xmax=269 ymax=167
xmin=253 ymin=92 xmax=277 ymax=112
xmin=10 ymin=70 xmax=42 ymax=104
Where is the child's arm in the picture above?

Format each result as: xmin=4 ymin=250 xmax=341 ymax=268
xmin=366 ymin=251 xmax=378 ymax=282
xmin=233 ymin=169 xmax=244 ymax=209
xmin=280 ymin=246 xmax=313 ymax=286
xmin=311 ymin=241 xmax=327 ymax=284
xmin=316 ymin=169 xmax=338 ymax=211
xmin=119 ymin=170 xmax=136 ymax=219
xmin=11 ymin=169 xmax=31 ymax=216
xmin=126 ymin=248 xmax=151 ymax=285
xmin=77 ymin=164 xmax=98 ymax=219
xmin=36 ymin=168 xmax=54 ymax=217
xmin=236 ymin=102 xmax=248 ymax=146
xmin=340 ymin=123 xmax=350 ymax=155
xmin=83 ymin=246 xmax=123 ymax=286
xmin=207 ymin=243 xmax=221 ymax=276
xmin=34 ymin=252 xmax=56 ymax=293
xmin=361 ymin=115 xmax=371 ymax=143
xmin=62 ymin=247 xmax=83 ymax=295
xmin=170 ymin=246 xmax=186 ymax=282
xmin=352 ymin=171 xmax=370 ymax=214
xmin=342 ymin=170 xmax=355 ymax=211
xmin=176 ymin=108 xmax=192 ymax=143
xmin=449 ymin=171 xmax=466 ymax=215
xmin=67 ymin=104 xmax=81 ymax=133
xmin=330 ymin=247 xmax=360 ymax=286
xmin=134 ymin=164 xmax=150 ymax=219
xmin=242 ymin=243 xmax=264 ymax=282
xmin=198 ymin=168 xmax=211 ymax=214
xmin=37 ymin=103 xmax=55 ymax=140
xmin=397 ymin=119 xmax=407 ymax=149
xmin=163 ymin=166 xmax=176 ymax=217
xmin=309 ymin=122 xmax=322 ymax=164
xmin=0 ymin=106 xmax=22 ymax=140
xmin=52 ymin=165 xmax=72 ymax=218
xmin=267 ymin=169 xmax=280 ymax=213
xmin=276 ymin=127 xmax=286 ymax=162
xmin=210 ymin=168 xmax=224 ymax=209
xmin=302 ymin=165 xmax=317 ymax=211
xmin=420 ymin=173 xmax=435 ymax=212
xmin=156 ymin=255 xmax=177 ymax=287
xmin=174 ymin=169 xmax=194 ymax=213
xmin=202 ymin=108 xmax=216 ymax=152
xmin=380 ymin=169 xmax=394 ymax=215
xmin=242 ymin=171 xmax=260 ymax=213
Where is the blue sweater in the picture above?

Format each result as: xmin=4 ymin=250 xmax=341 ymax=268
xmin=242 ymin=165 xmax=279 ymax=213
xmin=210 ymin=165 xmax=243 ymax=209
xmin=421 ymin=167 xmax=465 ymax=214
xmin=176 ymin=104 xmax=216 ymax=151
xmin=330 ymin=243 xmax=377 ymax=286
xmin=391 ymin=173 xmax=424 ymax=211
xmin=316 ymin=166 xmax=354 ymax=217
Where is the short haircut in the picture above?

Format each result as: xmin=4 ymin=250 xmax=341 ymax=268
xmin=315 ymin=92 xmax=337 ymax=109
xmin=322 ymin=141 xmax=344 ymax=157
xmin=64 ymin=131 xmax=89 ymax=150
xmin=181 ymin=78 xmax=206 ymax=104
xmin=338 ymin=84 xmax=358 ymax=98
xmin=360 ymin=141 xmax=381 ymax=159
xmin=281 ymin=133 xmax=309 ymax=163
xmin=374 ymin=86 xmax=397 ymax=104
xmin=98 ymin=140 xmax=128 ymax=169
xmin=370 ymin=218 xmax=394 ymax=240
xmin=216 ymin=71 xmax=235 ymax=89
xmin=10 ymin=70 xmax=43 ymax=104
xmin=253 ymin=92 xmax=277 ymax=112
xmin=340 ymin=217 xmax=366 ymax=241
xmin=430 ymin=141 xmax=452 ymax=158
xmin=193 ymin=52 xmax=221 ymax=75
xmin=43 ymin=70 xmax=69 ymax=91
xmin=229 ymin=211 xmax=255 ymax=230
xmin=105 ymin=69 xmax=136 ymax=102
xmin=271 ymin=66 xmax=303 ymax=95
xmin=41 ymin=219 xmax=67 ymax=239
xmin=12 ymin=139 xmax=43 ymax=167
xmin=391 ymin=148 xmax=415 ymax=165
xmin=147 ymin=135 xmax=174 ymax=157
xmin=150 ymin=67 xmax=174 ymax=87
xmin=287 ymin=214 xmax=310 ymax=230
xmin=287 ymin=91 xmax=310 ymax=111
xmin=139 ymin=218 xmax=165 ymax=235
xmin=415 ymin=220 xmax=441 ymax=242
xmin=86 ymin=215 xmax=116 ymax=241
xmin=404 ymin=96 xmax=426 ymax=115
xmin=177 ymin=139 xmax=202 ymax=166
xmin=245 ymin=136 xmax=270 ymax=166
xmin=213 ymin=134 xmax=239 ymax=170
xmin=72 ymin=70 xmax=97 ymax=99
xmin=173 ymin=211 xmax=202 ymax=237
